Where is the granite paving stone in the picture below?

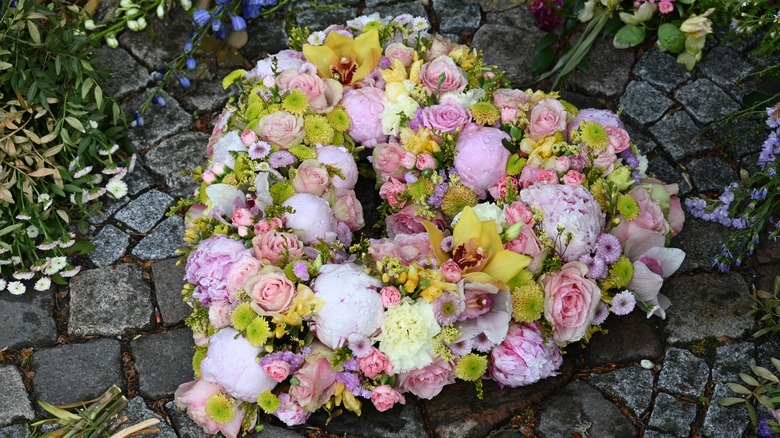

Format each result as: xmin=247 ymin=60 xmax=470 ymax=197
xmin=119 ymin=14 xmax=191 ymax=70
xmin=647 ymin=393 xmax=698 ymax=438
xmin=649 ymin=110 xmax=708 ymax=161
xmin=122 ymin=397 xmax=177 ymax=438
xmin=643 ymin=431 xmax=677 ymax=438
xmin=125 ymin=165 xmax=158 ymax=196
xmin=699 ymin=46 xmax=755 ymax=88
xmin=711 ymin=117 xmax=766 ymax=160
xmin=0 ymin=424 xmax=30 ymax=438
xmin=663 ymin=273 xmax=753 ymax=344
xmin=712 ymin=343 xmax=756 ymax=382
xmin=88 ymin=196 xmax=130 ymax=225
xmin=296 ymin=8 xmax=356 ymax=32
xmin=165 ymin=401 xmax=212 ymax=438
xmin=310 ymin=397 xmax=426 ymax=438
xmin=472 ymin=25 xmax=544 ymax=87
xmin=674 ymin=78 xmax=741 ymax=125
xmin=700 ymin=383 xmax=750 ymax=438
xmin=584 ymin=310 xmax=664 ymax=367
xmin=93 ymin=47 xmax=151 ymax=99
xmin=632 ymin=49 xmax=692 ymax=92
xmin=31 ymin=338 xmax=124 ymax=406
xmin=132 ymin=215 xmax=185 ymax=260
xmin=620 ymin=81 xmax=674 ymax=127
xmin=486 ymin=431 xmax=523 ymax=438
xmin=433 ymin=0 xmax=481 ymax=35
xmin=145 ymin=132 xmax=209 ymax=199
xmin=645 ymin=157 xmax=692 ymax=196
xmin=657 ymin=348 xmax=710 ymax=398
xmin=670 ymin=217 xmax=730 ymax=273
xmin=624 ymin=124 xmax=657 ymax=155
xmin=0 ymin=366 xmax=34 ymax=426
xmin=89 ymin=224 xmax=130 ymax=267
xmin=245 ymin=425 xmax=307 ymax=437
xmin=572 ymin=39 xmax=634 ymax=97
xmin=484 ymin=4 xmax=539 ymax=31
xmin=588 ymin=366 xmax=654 ymax=416
xmin=132 ymin=328 xmax=195 ymax=399
xmin=115 ymin=189 xmax=174 ymax=233
xmin=465 ymin=0 xmax=526 ymax=11
xmin=365 ymin=0 xmax=392 ymax=6
xmin=535 ymin=380 xmax=637 ymax=438
xmin=122 ymin=89 xmax=193 ymax=151
xmin=172 ymin=78 xmax=237 ymax=116
xmin=757 ymin=336 xmax=780 ymax=370
xmin=69 ymin=264 xmax=154 ymax=338
xmin=152 ymin=258 xmax=191 ymax=325
xmin=241 ymin=20 xmax=290 ymax=61
xmin=0 ymin=288 xmax=56 ymax=349
xmin=365 ymin=1 xmax=427 ymax=18
xmin=686 ymin=157 xmax=738 ymax=192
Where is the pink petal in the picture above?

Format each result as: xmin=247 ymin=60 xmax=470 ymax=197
xmin=643 ymin=247 xmax=685 ymax=278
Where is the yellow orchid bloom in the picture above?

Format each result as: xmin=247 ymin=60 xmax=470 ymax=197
xmin=423 ymin=206 xmax=530 ymax=284
xmin=302 ymin=29 xmax=382 ymax=85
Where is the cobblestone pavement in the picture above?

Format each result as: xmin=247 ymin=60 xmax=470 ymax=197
xmin=2 ymin=1 xmax=779 ymax=437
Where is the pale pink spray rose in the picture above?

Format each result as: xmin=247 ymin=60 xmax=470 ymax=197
xmin=488 ymin=175 xmax=517 ymax=199
xmin=416 ymin=153 xmax=436 ymax=170
xmin=312 ymin=263 xmax=385 ymax=349
xmin=263 ymin=360 xmax=291 ymax=383
xmin=555 ymin=155 xmax=571 ymax=173
xmin=562 ymin=170 xmax=584 ymax=186
xmin=282 ymin=193 xmax=339 ymax=244
xmin=420 ymin=100 xmax=471 ymax=133
xmin=527 ymin=98 xmax=568 ymax=140
xmin=199 ymin=328 xmax=278 ymax=402
xmin=504 ymin=226 xmax=546 ymax=273
xmin=257 ymin=111 xmax=305 ymax=148
xmin=209 ymin=301 xmax=233 ymax=329
xmin=253 ymin=217 xmax=283 ymax=236
xmin=427 ymin=34 xmax=456 ymax=59
xmin=371 ymin=385 xmax=406 ymax=412
xmin=244 ymin=267 xmax=297 ymax=314
xmin=276 ymin=69 xmax=342 ymax=113
xmin=241 ymin=129 xmax=258 ymax=146
xmin=606 ymin=126 xmax=631 ymax=153
xmin=274 ymin=393 xmax=310 ymax=426
xmin=231 ymin=207 xmax=254 ymax=227
xmin=174 ymin=380 xmax=248 ymax=438
xmin=373 ymin=142 xmax=415 ymax=181
xmin=454 ymin=124 xmax=512 ymax=198
xmin=225 ymin=254 xmax=261 ymax=295
xmin=330 ymin=188 xmax=365 ymax=231
xmin=317 ymin=145 xmax=358 ymax=189
xmin=541 ymin=262 xmax=602 ymax=344
xmin=342 ymin=86 xmax=388 ymax=146
xmin=252 ymin=231 xmax=304 ymax=265
xmin=292 ymin=159 xmax=331 ymax=196
xmin=504 ymin=201 xmax=534 ymax=227
xmin=380 ymin=286 xmax=402 ymax=308
xmin=379 ymin=178 xmax=407 ymax=208
xmin=368 ymin=233 xmax=435 ymax=266
xmin=385 ymin=42 xmax=416 ymax=67
xmin=440 ymin=259 xmax=462 ymax=283
xmin=419 ymin=56 xmax=468 ymax=94
xmin=488 ymin=322 xmax=563 ymax=387
xmin=385 ymin=204 xmax=447 ymax=238
xmin=359 ymin=347 xmax=394 ymax=379
xmin=289 ymin=343 xmax=338 ymax=411
xmin=493 ymin=88 xmax=530 ymax=123
xmin=201 ymin=171 xmax=216 ymax=185
xmin=397 ymin=358 xmax=455 ymax=399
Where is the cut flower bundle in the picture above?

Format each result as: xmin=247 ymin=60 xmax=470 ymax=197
xmin=173 ymin=13 xmax=687 ymax=436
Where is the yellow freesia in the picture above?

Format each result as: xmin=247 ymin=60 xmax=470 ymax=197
xmin=423 ymin=206 xmax=530 ymax=284
xmin=302 ymin=29 xmax=382 ymax=85
xmin=400 ymin=127 xmax=441 ymax=155
xmin=519 ymin=133 xmax=562 ymax=167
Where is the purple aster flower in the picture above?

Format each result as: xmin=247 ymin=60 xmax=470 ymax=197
xmin=268 ymin=151 xmax=297 ymax=168
xmin=343 ymin=359 xmax=360 ymax=372
xmin=432 ymin=293 xmax=461 ymax=325
xmin=378 ymin=56 xmax=392 ymax=69
xmin=293 ymin=261 xmax=309 ymax=281
xmin=611 ymin=290 xmax=636 ymax=316
xmin=472 ymin=332 xmax=494 ymax=353
xmin=248 ymin=141 xmax=271 ymax=160
xmin=441 ymin=236 xmax=454 ymax=253
xmin=450 ymin=338 xmax=473 ymax=357
xmin=580 ymin=254 xmax=607 ymax=280
xmin=404 ymin=171 xmax=418 ymax=183
xmin=592 ymin=303 xmax=609 ymax=325
xmin=595 ymin=233 xmax=622 ymax=264
xmin=348 ymin=334 xmax=372 ymax=358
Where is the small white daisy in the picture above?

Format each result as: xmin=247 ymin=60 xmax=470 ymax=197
xmin=0 ymin=279 xmax=6 ymax=291
xmin=38 ymin=193 xmax=53 ymax=210
xmin=34 ymin=277 xmax=51 ymax=291
xmin=7 ymin=281 xmax=25 ymax=295
xmin=74 ymin=166 xmax=93 ymax=179
xmin=307 ymin=31 xmax=326 ymax=46
xmin=26 ymin=225 xmax=39 ymax=239
xmin=59 ymin=266 xmax=82 ymax=278
xmin=106 ymin=180 xmax=129 ymax=199
xmin=50 ymin=256 xmax=67 ymax=271
xmin=411 ymin=16 xmax=429 ymax=32
xmin=13 ymin=271 xmax=35 ymax=280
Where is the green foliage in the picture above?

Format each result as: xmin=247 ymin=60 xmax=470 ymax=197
xmin=750 ymin=276 xmax=780 ymax=338
xmin=718 ymin=357 xmax=780 ymax=433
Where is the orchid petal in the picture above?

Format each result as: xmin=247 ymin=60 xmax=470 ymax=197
xmin=483 ymin=250 xmax=531 ymax=284
xmin=302 ymin=44 xmax=337 ymax=79
xmin=612 ymin=221 xmax=665 ymax=260
xmin=480 ymin=220 xmax=503 ymax=261
xmin=642 ymin=247 xmax=685 ymax=278
xmin=453 ymin=206 xmax=481 ymax=247
xmin=422 ymin=220 xmax=448 ymax=264
xmin=628 ymin=260 xmax=663 ymax=302
xmin=456 ymin=289 xmax=512 ymax=345
xmin=206 ymin=183 xmax=244 ymax=217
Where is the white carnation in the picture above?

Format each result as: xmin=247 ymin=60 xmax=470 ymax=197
xmin=378 ymin=298 xmax=440 ymax=373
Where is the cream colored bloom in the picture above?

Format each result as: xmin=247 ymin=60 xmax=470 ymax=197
xmin=679 ymin=8 xmax=716 ymax=38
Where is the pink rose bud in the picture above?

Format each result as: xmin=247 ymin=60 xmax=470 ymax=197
xmin=371 ymin=385 xmax=405 ymax=412
xmin=562 ymin=170 xmax=584 ymax=186
xmin=504 ymin=201 xmax=534 ymax=226
xmin=262 ymin=75 xmax=275 ymax=88
xmin=440 ymin=259 xmax=462 ymax=283
xmin=241 ymin=129 xmax=258 ymax=146
xmin=237 ymin=226 xmax=248 ymax=237
xmin=416 ymin=154 xmax=436 ymax=170
xmin=212 ymin=163 xmax=226 ymax=176
xmin=263 ymin=360 xmax=291 ymax=382
xmin=555 ymin=156 xmax=571 ymax=173
xmin=359 ymin=347 xmax=394 ymax=379
xmin=201 ymin=171 xmax=216 ymax=184
xmin=380 ymin=286 xmax=401 ymax=308
xmin=232 ymin=207 xmax=254 ymax=227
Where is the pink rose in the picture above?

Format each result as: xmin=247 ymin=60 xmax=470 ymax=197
xmin=659 ymin=0 xmax=674 ymax=13
xmin=541 ymin=261 xmax=601 ymax=344
xmin=359 ymin=347 xmax=394 ymax=379
xmin=208 ymin=301 xmax=233 ymax=329
xmin=385 ymin=204 xmax=447 ymax=238
xmin=257 ymin=111 xmax=304 ymax=148
xmin=606 ymin=126 xmax=631 ymax=153
xmin=241 ymin=129 xmax=258 ymax=146
xmin=252 ymin=231 xmax=304 ymax=265
xmin=668 ymin=195 xmax=684 ymax=237
xmin=440 ymin=259 xmax=462 ymax=283
xmin=527 ymin=98 xmax=568 ymax=140
xmin=488 ymin=175 xmax=517 ymax=199
xmin=225 ymin=255 xmax=261 ymax=295
xmin=277 ymin=70 xmax=342 ymax=113
xmin=504 ymin=201 xmax=534 ymax=226
xmin=380 ymin=286 xmax=401 ymax=308
xmin=562 ymin=170 xmax=584 ymax=186
xmin=231 ymin=207 xmax=253 ymax=227
xmin=253 ymin=217 xmax=283 ymax=236
xmin=419 ymin=56 xmax=467 ymax=94
xmin=505 ymin=226 xmax=543 ymax=257
xmin=379 ymin=178 xmax=407 ymax=208
xmin=555 ymin=156 xmax=571 ymax=173
xmin=420 ymin=100 xmax=471 ymax=133
xmin=397 ymin=358 xmax=455 ymax=399
xmin=274 ymin=393 xmax=310 ymax=426
xmin=453 ymin=124 xmax=512 ymax=198
xmin=591 ymin=145 xmax=617 ymax=171
xmin=493 ymin=88 xmax=530 ymax=123
xmin=489 ymin=322 xmax=562 ymax=387
xmin=385 ymin=42 xmax=415 ymax=67
xmin=342 ymin=87 xmax=388 ymax=147
xmin=630 ymin=187 xmax=670 ymax=235
xmin=331 ymin=189 xmax=365 ymax=231
xmin=289 ymin=348 xmax=337 ymax=412
xmin=416 ymin=153 xmax=436 ymax=170
xmin=371 ymin=385 xmax=405 ymax=412
xmin=534 ymin=168 xmax=559 ymax=185
xmin=373 ymin=142 xmax=415 ymax=181
xmin=245 ymin=268 xmax=297 ymax=314
xmin=201 ymin=171 xmax=216 ymax=185
xmin=292 ymin=159 xmax=330 ymax=196
xmin=263 ymin=360 xmax=291 ymax=383
xmin=427 ymin=34 xmax=455 ymax=59
xmin=282 ymin=194 xmax=338 ymax=244
xmin=317 ymin=145 xmax=358 ymax=189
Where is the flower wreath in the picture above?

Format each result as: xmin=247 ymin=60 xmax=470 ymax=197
xmin=172 ymin=13 xmax=686 ymax=436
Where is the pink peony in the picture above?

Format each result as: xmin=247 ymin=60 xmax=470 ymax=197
xmin=244 ymin=267 xmax=297 ymax=314
xmin=316 ymin=145 xmax=358 ymax=189
xmin=630 ymin=187 xmax=670 ymax=236
xmin=520 ymin=184 xmax=605 ymax=262
xmin=263 ymin=360 xmax=291 ymax=382
xmin=276 ymin=70 xmax=342 ymax=113
xmin=371 ymin=385 xmax=406 ymax=412
xmin=359 ymin=347 xmax=394 ymax=379
xmin=453 ymin=124 xmax=512 ymax=198
xmin=175 ymin=380 xmax=248 ymax=438
xmin=488 ymin=322 xmax=562 ymax=387
xmin=493 ymin=88 xmax=530 ymax=123
xmin=541 ymin=262 xmax=602 ymax=344
xmin=292 ymin=159 xmax=330 ymax=196
xmin=186 ymin=235 xmax=253 ymax=305
xmin=251 ymin=231 xmax=304 ymax=265
xmin=420 ymin=100 xmax=471 ymax=133
xmin=282 ymin=194 xmax=339 ymax=244
xmin=274 ymin=393 xmax=310 ymax=426
xmin=256 ymin=111 xmax=305 ymax=148
xmin=527 ymin=98 xmax=568 ymax=140
xmin=289 ymin=344 xmax=338 ymax=412
xmin=419 ymin=56 xmax=468 ymax=94
xmin=342 ymin=86 xmax=388 ymax=146
xmin=373 ymin=142 xmax=415 ymax=182
xmin=385 ymin=204 xmax=447 ymax=238
xmin=199 ymin=328 xmax=277 ymax=402
xmin=562 ymin=170 xmax=584 ymax=186
xmin=311 ymin=264 xmax=385 ymax=349
xmin=397 ymin=358 xmax=455 ymax=399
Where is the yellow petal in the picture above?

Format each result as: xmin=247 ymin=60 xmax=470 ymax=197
xmin=453 ymin=206 xmax=481 ymax=247
xmin=482 ymin=250 xmax=531 ymax=284
xmin=480 ymin=220 xmax=503 ymax=261
xmin=422 ymin=220 xmax=448 ymax=264
xmin=464 ymin=271 xmax=503 ymax=286
xmin=324 ymin=31 xmax=357 ymax=57
xmin=353 ymin=29 xmax=380 ymax=63
xmin=352 ymin=46 xmax=382 ymax=84
xmin=302 ymin=44 xmax=337 ymax=79
xmin=409 ymin=59 xmax=423 ymax=83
